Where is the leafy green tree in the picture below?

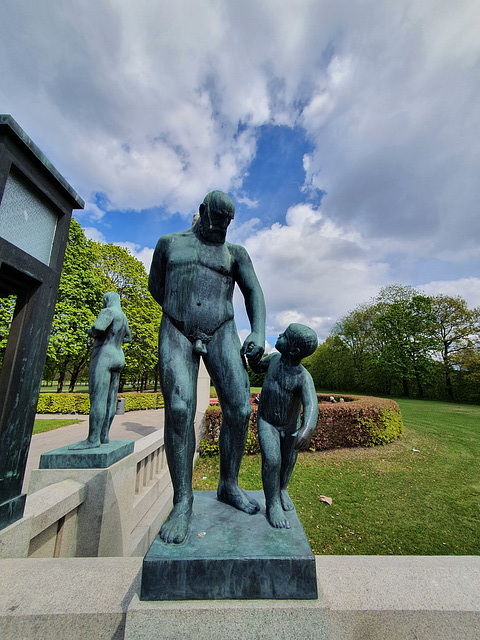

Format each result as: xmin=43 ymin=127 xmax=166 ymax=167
xmin=93 ymin=243 xmax=162 ymax=390
xmin=373 ymin=294 xmax=436 ymax=397
xmin=0 ymin=295 xmax=16 ymax=371
xmin=430 ymin=295 xmax=480 ymax=400
xmin=46 ymin=218 xmax=104 ymax=392
xmin=333 ymin=303 xmax=383 ymax=392
xmin=453 ymin=346 xmax=480 ymax=403
xmin=303 ymin=336 xmax=355 ymax=392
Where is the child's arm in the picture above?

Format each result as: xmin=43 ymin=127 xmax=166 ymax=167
xmin=293 ymin=371 xmax=319 ymax=451
xmin=247 ymin=352 xmax=275 ymax=374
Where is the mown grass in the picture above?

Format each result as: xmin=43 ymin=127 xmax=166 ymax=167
xmin=193 ymin=398 xmax=480 ymax=555
xmin=33 ymin=419 xmax=82 ymax=434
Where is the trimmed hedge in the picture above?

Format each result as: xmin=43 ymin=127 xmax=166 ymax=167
xmin=36 ymin=392 xmax=164 ymax=414
xmin=200 ymin=405 xmax=259 ymax=456
xmin=200 ymin=394 xmax=403 ymax=456
xmin=311 ymin=395 xmax=403 ymax=449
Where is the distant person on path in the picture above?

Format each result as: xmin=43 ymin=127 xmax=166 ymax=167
xmin=149 ymin=190 xmax=266 ymax=544
xmin=248 ymin=324 xmax=318 ymax=529
xmin=70 ymin=292 xmax=131 ymax=450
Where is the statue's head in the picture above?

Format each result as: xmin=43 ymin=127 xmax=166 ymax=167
xmin=276 ymin=323 xmax=318 ymax=360
xmin=197 ymin=190 xmax=235 ymax=244
xmin=102 ymin=291 xmax=121 ymax=308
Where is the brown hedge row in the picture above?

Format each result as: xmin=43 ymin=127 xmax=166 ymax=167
xmin=200 ymin=394 xmax=404 ymax=456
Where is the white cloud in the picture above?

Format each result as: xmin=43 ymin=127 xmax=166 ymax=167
xmin=421 ymin=278 xmax=480 ymax=310
xmin=82 ymin=228 xmax=154 ymax=272
xmin=300 ymin=1 xmax=480 ymax=259
xmin=114 ymin=242 xmax=154 ymax=273
xmin=2 ymin=1 xmax=478 ymax=251
xmin=1 ymin=0 xmax=479 ymax=338
xmin=242 ymin=203 xmax=390 ymax=340
xmin=235 ymin=196 xmax=259 ymax=209
xmin=83 ymin=227 xmax=106 ymax=243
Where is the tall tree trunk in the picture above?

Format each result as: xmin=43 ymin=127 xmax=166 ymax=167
xmin=57 ymin=369 xmax=65 ymax=393
xmin=443 ymin=346 xmax=455 ymax=401
xmin=414 ymin=370 xmax=424 ymax=398
xmin=402 ymin=376 xmax=410 ymax=397
xmin=68 ymin=357 xmax=86 ymax=392
xmin=445 ymin=367 xmax=454 ymax=401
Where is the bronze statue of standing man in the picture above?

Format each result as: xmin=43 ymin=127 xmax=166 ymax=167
xmin=149 ymin=191 xmax=266 ymax=543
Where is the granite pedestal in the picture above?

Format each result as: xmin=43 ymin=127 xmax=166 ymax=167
xmin=30 ymin=446 xmax=137 ymax=557
xmin=141 ymin=490 xmax=317 ymax=601
xmin=39 ymin=440 xmax=134 ymax=469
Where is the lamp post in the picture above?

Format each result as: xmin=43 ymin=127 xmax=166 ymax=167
xmin=0 ymin=115 xmax=84 ymax=529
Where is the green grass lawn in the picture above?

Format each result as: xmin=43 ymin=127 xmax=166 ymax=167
xmin=193 ymin=397 xmax=480 ymax=555
xmin=33 ymin=419 xmax=82 ymax=434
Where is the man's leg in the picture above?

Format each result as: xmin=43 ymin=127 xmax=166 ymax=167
xmin=159 ymin=317 xmax=199 ymax=543
xmin=258 ymin=418 xmax=290 ymax=528
xmin=204 ymin=321 xmax=259 ymax=514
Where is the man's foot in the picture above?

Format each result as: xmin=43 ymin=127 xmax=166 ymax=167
xmin=280 ymin=489 xmax=295 ymax=511
xmin=100 ymin=436 xmax=110 ymax=444
xmin=69 ymin=439 xmax=101 ymax=450
xmin=217 ymin=482 xmax=260 ymax=514
xmin=159 ymin=501 xmax=193 ymax=544
xmin=266 ymin=502 xmax=291 ymax=529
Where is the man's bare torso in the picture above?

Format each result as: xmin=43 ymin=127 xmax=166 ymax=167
xmin=161 ymin=229 xmax=236 ymax=337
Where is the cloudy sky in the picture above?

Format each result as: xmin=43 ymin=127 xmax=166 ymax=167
xmin=2 ymin=0 xmax=479 ymax=346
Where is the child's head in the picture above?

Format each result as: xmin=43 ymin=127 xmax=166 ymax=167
xmin=276 ymin=323 xmax=318 ymax=360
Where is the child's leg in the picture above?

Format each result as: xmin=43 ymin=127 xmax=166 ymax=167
xmin=279 ymin=432 xmax=298 ymax=511
xmin=258 ymin=417 xmax=291 ymax=528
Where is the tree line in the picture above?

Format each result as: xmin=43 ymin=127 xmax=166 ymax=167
xmin=302 ymin=284 xmax=480 ymax=403
xmin=1 ymin=223 xmax=479 ymax=403
xmin=0 ymin=218 xmax=162 ymax=392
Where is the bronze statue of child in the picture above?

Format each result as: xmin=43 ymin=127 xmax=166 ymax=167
xmin=248 ymin=323 xmax=318 ymax=529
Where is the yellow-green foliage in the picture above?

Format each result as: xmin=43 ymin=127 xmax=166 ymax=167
xmin=36 ymin=393 xmax=91 ymax=414
xmin=124 ymin=393 xmax=164 ymax=411
xmin=361 ymin=407 xmax=404 ymax=447
xmin=37 ymin=392 xmax=164 ymax=414
xmin=200 ymin=427 xmax=257 ymax=457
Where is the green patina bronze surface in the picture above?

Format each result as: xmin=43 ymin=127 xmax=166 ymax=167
xmin=141 ymin=491 xmax=317 ymax=600
xmin=40 ymin=440 xmax=134 ymax=469
xmin=249 ymin=324 xmax=318 ymax=529
xmin=149 ymin=191 xmax=266 ymax=544
xmin=69 ymin=292 xmax=131 ymax=452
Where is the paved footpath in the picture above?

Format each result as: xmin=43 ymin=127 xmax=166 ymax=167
xmin=23 ymin=409 xmax=165 ymax=493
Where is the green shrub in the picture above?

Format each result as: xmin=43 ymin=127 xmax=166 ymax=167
xmin=36 ymin=392 xmax=164 ymax=413
xmin=124 ymin=393 xmax=164 ymax=411
xmin=200 ymin=405 xmax=260 ymax=456
xmin=310 ymin=395 xmax=403 ymax=450
xmin=362 ymin=407 xmax=404 ymax=447
xmin=200 ymin=427 xmax=258 ymax=457
xmin=201 ymin=395 xmax=404 ymax=454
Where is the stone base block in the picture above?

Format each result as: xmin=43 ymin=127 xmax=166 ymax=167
xmin=0 ymin=493 xmax=26 ymax=530
xmin=29 ymin=452 xmax=136 ymax=557
xmin=39 ymin=440 xmax=135 ymax=469
xmin=141 ymin=490 xmax=317 ymax=600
